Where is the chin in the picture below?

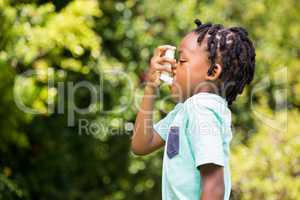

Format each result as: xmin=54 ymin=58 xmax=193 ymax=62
xmin=170 ymin=83 xmax=185 ymax=103
xmin=170 ymin=90 xmax=185 ymax=103
xmin=170 ymin=94 xmax=179 ymax=103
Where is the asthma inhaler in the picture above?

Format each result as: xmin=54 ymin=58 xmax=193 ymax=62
xmin=160 ymin=47 xmax=176 ymax=85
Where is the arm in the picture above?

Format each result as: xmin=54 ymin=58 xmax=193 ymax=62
xmin=198 ymin=164 xmax=225 ymax=200
xmin=131 ymin=85 xmax=165 ymax=155
xmin=131 ymin=45 xmax=176 ymax=155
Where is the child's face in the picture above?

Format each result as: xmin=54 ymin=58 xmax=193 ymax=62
xmin=171 ymin=32 xmax=212 ymax=102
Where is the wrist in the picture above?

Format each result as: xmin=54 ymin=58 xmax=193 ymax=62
xmin=145 ymin=84 xmax=158 ymax=95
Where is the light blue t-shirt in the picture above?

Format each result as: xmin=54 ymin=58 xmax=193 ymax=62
xmin=153 ymin=92 xmax=232 ymax=200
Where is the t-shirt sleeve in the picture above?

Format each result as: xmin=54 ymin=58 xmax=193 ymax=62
xmin=153 ymin=114 xmax=171 ymax=141
xmin=187 ymin=105 xmax=225 ymax=167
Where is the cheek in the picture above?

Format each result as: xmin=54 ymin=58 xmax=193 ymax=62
xmin=171 ymin=67 xmax=187 ymax=95
xmin=175 ymin=66 xmax=188 ymax=86
xmin=190 ymin=60 xmax=208 ymax=81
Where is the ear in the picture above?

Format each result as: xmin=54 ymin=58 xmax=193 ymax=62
xmin=205 ymin=63 xmax=222 ymax=81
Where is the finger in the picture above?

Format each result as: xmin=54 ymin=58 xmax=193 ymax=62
xmin=155 ymin=70 xmax=161 ymax=78
xmin=157 ymin=57 xmax=177 ymax=65
xmin=171 ymin=64 xmax=177 ymax=76
xmin=171 ymin=62 xmax=178 ymax=70
xmin=171 ymin=63 xmax=177 ymax=70
xmin=153 ymin=64 xmax=172 ymax=72
xmin=154 ymin=71 xmax=161 ymax=85
xmin=154 ymin=45 xmax=176 ymax=57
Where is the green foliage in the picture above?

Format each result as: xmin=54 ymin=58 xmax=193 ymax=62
xmin=0 ymin=172 xmax=24 ymax=199
xmin=0 ymin=0 xmax=299 ymax=199
xmin=231 ymin=110 xmax=300 ymax=200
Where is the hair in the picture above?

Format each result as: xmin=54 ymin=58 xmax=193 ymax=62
xmin=192 ymin=19 xmax=256 ymax=105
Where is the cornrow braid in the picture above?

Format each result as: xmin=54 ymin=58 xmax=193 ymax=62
xmin=193 ymin=19 xmax=256 ymax=105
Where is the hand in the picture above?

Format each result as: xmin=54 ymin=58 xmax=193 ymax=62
xmin=145 ymin=45 xmax=176 ymax=89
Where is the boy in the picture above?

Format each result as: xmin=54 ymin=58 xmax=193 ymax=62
xmin=131 ymin=19 xmax=255 ymax=200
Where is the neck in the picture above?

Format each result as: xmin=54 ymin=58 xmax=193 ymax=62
xmin=192 ymin=84 xmax=219 ymax=96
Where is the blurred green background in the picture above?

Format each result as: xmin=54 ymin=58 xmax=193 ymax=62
xmin=0 ymin=0 xmax=299 ymax=199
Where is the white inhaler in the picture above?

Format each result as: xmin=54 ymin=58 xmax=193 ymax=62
xmin=160 ymin=48 xmax=176 ymax=85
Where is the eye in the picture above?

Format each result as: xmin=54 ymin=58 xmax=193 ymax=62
xmin=179 ymin=60 xmax=187 ymax=64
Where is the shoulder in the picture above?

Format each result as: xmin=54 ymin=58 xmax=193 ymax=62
xmin=184 ymin=92 xmax=228 ymax=108
xmin=183 ymin=93 xmax=231 ymax=125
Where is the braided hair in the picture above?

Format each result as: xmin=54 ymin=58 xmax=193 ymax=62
xmin=193 ymin=19 xmax=255 ymax=105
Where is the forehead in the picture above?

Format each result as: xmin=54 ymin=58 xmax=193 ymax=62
xmin=178 ymin=32 xmax=208 ymax=56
